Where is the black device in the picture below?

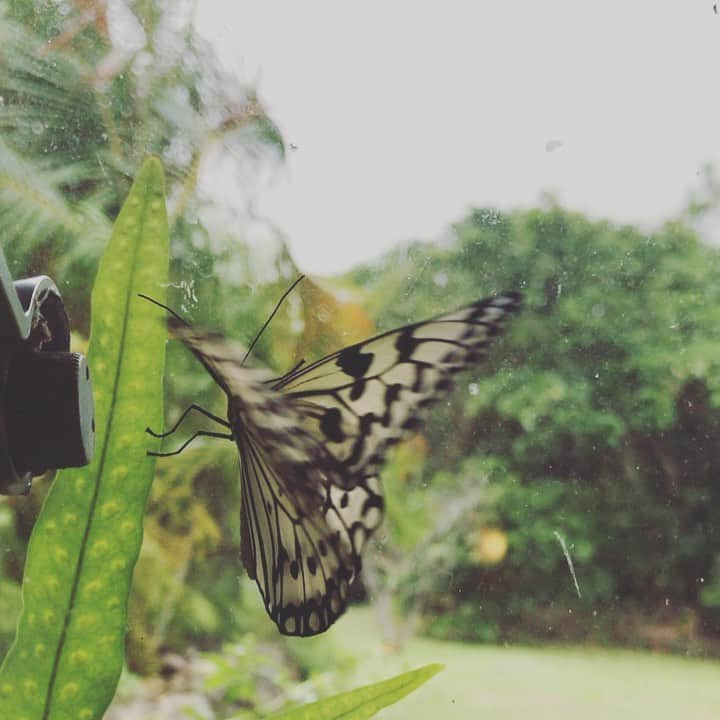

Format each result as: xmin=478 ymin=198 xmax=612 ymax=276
xmin=0 ymin=247 xmax=94 ymax=494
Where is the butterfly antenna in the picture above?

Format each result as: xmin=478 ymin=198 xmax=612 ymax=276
xmin=242 ymin=274 xmax=305 ymax=366
xmin=138 ymin=294 xmax=189 ymax=325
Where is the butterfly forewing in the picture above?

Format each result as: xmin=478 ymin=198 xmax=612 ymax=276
xmin=168 ymin=291 xmax=520 ymax=637
xmin=274 ymin=293 xmax=522 ymax=489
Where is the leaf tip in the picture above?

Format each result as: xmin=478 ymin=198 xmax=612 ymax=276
xmin=137 ymin=155 xmax=166 ymax=192
xmin=415 ymin=663 xmax=444 ymax=682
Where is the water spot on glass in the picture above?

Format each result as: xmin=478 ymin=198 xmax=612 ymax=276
xmin=31 ymin=121 xmax=44 ymax=135
xmin=433 ymin=271 xmax=448 ymax=288
xmin=468 ymin=382 xmax=479 ymax=396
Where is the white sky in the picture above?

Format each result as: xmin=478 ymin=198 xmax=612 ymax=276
xmin=194 ymin=1 xmax=720 ymax=275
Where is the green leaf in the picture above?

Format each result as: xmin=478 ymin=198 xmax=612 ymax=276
xmin=270 ymin=664 xmax=443 ymax=720
xmin=0 ymin=157 xmax=169 ymax=720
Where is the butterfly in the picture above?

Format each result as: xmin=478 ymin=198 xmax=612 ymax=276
xmin=146 ymin=286 xmax=521 ymax=636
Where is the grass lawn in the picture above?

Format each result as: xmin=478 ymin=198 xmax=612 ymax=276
xmin=302 ymin=606 xmax=720 ymax=720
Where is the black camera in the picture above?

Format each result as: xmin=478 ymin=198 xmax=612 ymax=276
xmin=0 ymin=247 xmax=94 ymax=495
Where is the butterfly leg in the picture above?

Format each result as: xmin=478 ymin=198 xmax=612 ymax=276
xmin=147 ymin=430 xmax=233 ymax=458
xmin=146 ymin=403 xmax=230 ymax=438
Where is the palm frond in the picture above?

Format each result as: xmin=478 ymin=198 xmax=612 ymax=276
xmin=0 ymin=137 xmax=109 ymax=269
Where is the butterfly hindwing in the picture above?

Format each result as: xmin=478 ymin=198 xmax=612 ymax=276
xmin=237 ymin=428 xmax=382 ymax=635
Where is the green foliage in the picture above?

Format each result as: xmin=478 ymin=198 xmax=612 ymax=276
xmin=355 ymin=205 xmax=720 ymax=644
xmin=0 ymin=578 xmax=21 ymax=656
xmin=0 ymin=1 xmax=284 ymax=332
xmin=201 ymin=637 xmax=291 ymax=715
xmin=0 ymin=0 xmax=298 ymax=674
xmin=270 ymin=664 xmax=443 ymax=720
xmin=0 ymin=157 xmax=169 ymax=719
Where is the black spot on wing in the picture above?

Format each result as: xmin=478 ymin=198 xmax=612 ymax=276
xmin=337 ymin=345 xmax=373 ymax=378
xmin=319 ymin=406 xmax=345 ymax=442
xmin=349 ymin=379 xmax=367 ymax=401
xmin=363 ymin=492 xmax=384 ymax=515
xmin=395 ymin=330 xmax=419 ymax=361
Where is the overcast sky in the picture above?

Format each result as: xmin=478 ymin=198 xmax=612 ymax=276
xmin=194 ymin=1 xmax=720 ymax=275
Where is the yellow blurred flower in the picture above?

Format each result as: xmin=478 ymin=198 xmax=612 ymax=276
xmin=469 ymin=527 xmax=509 ymax=566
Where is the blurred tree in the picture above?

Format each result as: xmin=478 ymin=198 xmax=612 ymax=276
xmin=351 ymin=205 xmax=720 ymax=646
xmin=0 ymin=0 xmax=285 ymax=329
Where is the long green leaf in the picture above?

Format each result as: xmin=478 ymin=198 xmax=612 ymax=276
xmin=270 ymin=664 xmax=443 ymax=720
xmin=0 ymin=157 xmax=169 ymax=720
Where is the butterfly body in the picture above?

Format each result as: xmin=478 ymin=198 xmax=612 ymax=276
xmin=166 ymin=291 xmax=521 ymax=636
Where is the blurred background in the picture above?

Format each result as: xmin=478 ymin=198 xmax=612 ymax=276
xmin=1 ymin=1 xmax=720 ymax=718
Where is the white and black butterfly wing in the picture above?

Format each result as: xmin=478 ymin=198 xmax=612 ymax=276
xmin=237 ymin=427 xmax=383 ymax=635
xmin=274 ymin=293 xmax=522 ymax=489
xmin=168 ymin=291 xmax=520 ymax=637
xmin=168 ymin=319 xmax=334 ymax=481
xmin=168 ymin=318 xmax=384 ymax=636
